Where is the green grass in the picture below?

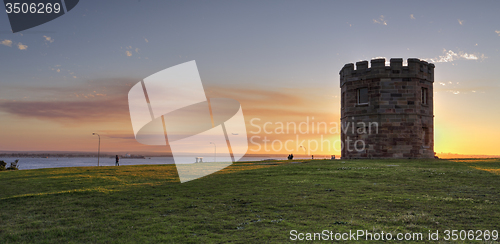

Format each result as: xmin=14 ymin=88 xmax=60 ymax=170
xmin=1 ymin=158 xmax=500 ymax=243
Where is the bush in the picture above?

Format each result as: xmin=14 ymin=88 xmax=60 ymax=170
xmin=0 ymin=160 xmax=6 ymax=171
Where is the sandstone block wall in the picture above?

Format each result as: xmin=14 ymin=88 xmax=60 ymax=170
xmin=340 ymin=58 xmax=435 ymax=159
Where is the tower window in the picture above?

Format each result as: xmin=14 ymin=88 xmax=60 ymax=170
xmin=421 ymin=87 xmax=428 ymax=105
xmin=357 ymin=88 xmax=368 ymax=105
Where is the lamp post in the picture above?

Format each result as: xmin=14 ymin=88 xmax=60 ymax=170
xmin=210 ymin=142 xmax=216 ymax=163
xmin=300 ymin=145 xmax=307 ymax=159
xmin=92 ymin=133 xmax=100 ymax=166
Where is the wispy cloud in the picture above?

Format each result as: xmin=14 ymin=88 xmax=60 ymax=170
xmin=0 ymin=98 xmax=128 ymax=122
xmin=0 ymin=83 xmax=333 ymax=132
xmin=410 ymin=14 xmax=415 ymax=20
xmin=373 ymin=15 xmax=387 ymax=25
xmin=0 ymin=78 xmax=137 ymax=123
xmin=2 ymin=40 xmax=28 ymax=50
xmin=424 ymin=48 xmax=486 ymax=63
xmin=2 ymin=78 xmax=135 ymax=99
xmin=145 ymin=38 xmax=148 ymax=43
xmin=435 ymin=85 xmax=496 ymax=95
xmin=49 ymin=65 xmax=79 ymax=78
xmin=123 ymin=46 xmax=137 ymax=56
xmin=1 ymin=39 xmax=12 ymax=47
xmin=206 ymin=86 xmax=306 ymax=108
xmin=205 ymin=86 xmax=339 ymax=126
xmin=458 ymin=19 xmax=464 ymax=25
xmin=43 ymin=35 xmax=54 ymax=43
xmin=0 ymin=82 xmax=340 ymax=153
xmin=495 ymin=30 xmax=500 ymax=36
xmin=434 ymin=81 xmax=497 ymax=95
xmin=17 ymin=43 xmax=28 ymax=50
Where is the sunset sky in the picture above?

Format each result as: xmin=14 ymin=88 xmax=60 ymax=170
xmin=0 ymin=1 xmax=499 ymax=156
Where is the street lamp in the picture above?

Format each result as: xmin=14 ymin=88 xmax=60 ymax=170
xmin=92 ymin=132 xmax=100 ymax=166
xmin=210 ymin=142 xmax=216 ymax=163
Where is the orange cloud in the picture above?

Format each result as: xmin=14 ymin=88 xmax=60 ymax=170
xmin=1 ymin=39 xmax=12 ymax=47
xmin=17 ymin=42 xmax=28 ymax=50
xmin=0 ymin=82 xmax=341 ymax=154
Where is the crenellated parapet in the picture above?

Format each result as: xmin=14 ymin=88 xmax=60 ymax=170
xmin=340 ymin=58 xmax=434 ymax=88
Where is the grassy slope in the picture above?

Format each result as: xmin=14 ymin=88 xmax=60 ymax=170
xmin=1 ymin=159 xmax=499 ymax=243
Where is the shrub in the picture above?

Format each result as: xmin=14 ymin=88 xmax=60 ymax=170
xmin=0 ymin=160 xmax=6 ymax=171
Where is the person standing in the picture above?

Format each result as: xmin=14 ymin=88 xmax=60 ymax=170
xmin=115 ymin=155 xmax=120 ymax=166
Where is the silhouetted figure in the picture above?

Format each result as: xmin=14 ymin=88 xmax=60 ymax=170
xmin=115 ymin=155 xmax=120 ymax=166
xmin=312 ymin=155 xmax=314 ymax=159
xmin=290 ymin=154 xmax=294 ymax=160
xmin=287 ymin=154 xmax=291 ymax=160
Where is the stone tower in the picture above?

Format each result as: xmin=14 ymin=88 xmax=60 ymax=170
xmin=339 ymin=58 xmax=435 ymax=159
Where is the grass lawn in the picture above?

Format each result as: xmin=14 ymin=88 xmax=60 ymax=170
xmin=1 ymin=158 xmax=500 ymax=243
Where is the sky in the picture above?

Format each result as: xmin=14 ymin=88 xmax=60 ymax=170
xmin=0 ymin=0 xmax=499 ymax=156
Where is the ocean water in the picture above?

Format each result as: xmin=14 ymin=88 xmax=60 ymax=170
xmin=0 ymin=156 xmax=325 ymax=170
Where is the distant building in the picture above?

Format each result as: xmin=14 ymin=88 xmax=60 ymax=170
xmin=339 ymin=58 xmax=435 ymax=159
